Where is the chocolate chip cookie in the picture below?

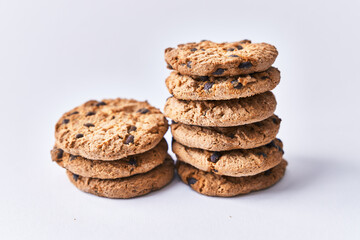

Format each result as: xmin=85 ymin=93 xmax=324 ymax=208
xmin=51 ymin=139 xmax=168 ymax=179
xmin=55 ymin=98 xmax=168 ymax=160
xmin=177 ymin=159 xmax=287 ymax=197
xmin=165 ymin=40 xmax=278 ymax=76
xmin=173 ymin=139 xmax=283 ymax=177
xmin=67 ymin=155 xmax=174 ymax=199
xmin=164 ymin=91 xmax=276 ymax=127
xmin=166 ymin=67 xmax=280 ymax=100
xmin=171 ymin=115 xmax=280 ymax=151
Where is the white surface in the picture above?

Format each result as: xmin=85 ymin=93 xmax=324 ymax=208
xmin=0 ymin=0 xmax=359 ymax=239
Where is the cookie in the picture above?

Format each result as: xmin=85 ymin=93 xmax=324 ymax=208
xmin=172 ymin=139 xmax=284 ymax=177
xmin=55 ymin=98 xmax=168 ymax=160
xmin=67 ymin=155 xmax=174 ymax=199
xmin=165 ymin=67 xmax=280 ymax=100
xmin=51 ymin=139 xmax=168 ymax=179
xmin=177 ymin=159 xmax=287 ymax=197
xmin=171 ymin=115 xmax=281 ymax=151
xmin=165 ymin=40 xmax=278 ymax=76
xmin=164 ymin=91 xmax=276 ymax=127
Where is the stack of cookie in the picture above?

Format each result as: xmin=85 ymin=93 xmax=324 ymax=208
xmin=164 ymin=40 xmax=287 ymax=197
xmin=51 ymin=99 xmax=174 ymax=199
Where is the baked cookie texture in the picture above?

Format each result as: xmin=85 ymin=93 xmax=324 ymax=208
xmin=67 ymin=155 xmax=174 ymax=199
xmin=171 ymin=115 xmax=281 ymax=151
xmin=172 ymin=139 xmax=283 ymax=177
xmin=55 ymin=98 xmax=168 ymax=161
xmin=176 ymin=159 xmax=287 ymax=197
xmin=166 ymin=67 xmax=280 ymax=100
xmin=164 ymin=91 xmax=276 ymax=127
xmin=51 ymin=139 xmax=168 ymax=179
xmin=165 ymin=40 xmax=278 ymax=76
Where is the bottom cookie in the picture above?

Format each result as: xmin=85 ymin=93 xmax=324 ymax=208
xmin=67 ymin=156 xmax=174 ymax=199
xmin=176 ymin=159 xmax=287 ymax=197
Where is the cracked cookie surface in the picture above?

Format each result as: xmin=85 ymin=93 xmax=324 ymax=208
xmin=67 ymin=155 xmax=174 ymax=199
xmin=164 ymin=91 xmax=276 ymax=127
xmin=55 ymin=98 xmax=168 ymax=160
xmin=51 ymin=139 xmax=168 ymax=179
xmin=171 ymin=115 xmax=281 ymax=151
xmin=165 ymin=40 xmax=278 ymax=76
xmin=177 ymin=159 xmax=287 ymax=197
xmin=172 ymin=139 xmax=283 ymax=177
xmin=166 ymin=67 xmax=280 ymax=100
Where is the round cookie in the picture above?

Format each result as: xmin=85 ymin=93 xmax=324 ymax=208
xmin=55 ymin=98 xmax=168 ymax=160
xmin=172 ymin=139 xmax=284 ymax=177
xmin=171 ymin=115 xmax=281 ymax=151
xmin=176 ymin=159 xmax=287 ymax=197
xmin=67 ymin=155 xmax=174 ymax=199
xmin=51 ymin=139 xmax=168 ymax=179
xmin=165 ymin=40 xmax=278 ymax=77
xmin=165 ymin=67 xmax=280 ymax=100
xmin=164 ymin=91 xmax=276 ymax=127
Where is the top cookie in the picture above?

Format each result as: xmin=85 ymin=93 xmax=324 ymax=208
xmin=55 ymin=99 xmax=168 ymax=160
xmin=165 ymin=40 xmax=278 ymax=76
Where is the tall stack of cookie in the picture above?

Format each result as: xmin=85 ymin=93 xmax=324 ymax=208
xmin=51 ymin=99 xmax=174 ymax=199
xmin=164 ymin=40 xmax=287 ymax=197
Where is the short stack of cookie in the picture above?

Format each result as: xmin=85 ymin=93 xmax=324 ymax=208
xmin=164 ymin=40 xmax=287 ymax=197
xmin=51 ymin=99 xmax=174 ymax=199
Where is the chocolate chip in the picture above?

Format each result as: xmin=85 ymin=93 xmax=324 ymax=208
xmin=86 ymin=111 xmax=96 ymax=116
xmin=171 ymin=120 xmax=178 ymax=124
xmin=227 ymin=133 xmax=235 ymax=138
xmin=213 ymin=169 xmax=219 ymax=173
xmin=57 ymin=149 xmax=64 ymax=159
xmin=264 ymin=169 xmax=272 ymax=176
xmin=213 ymin=68 xmax=225 ymax=75
xmin=72 ymin=174 xmax=79 ymax=181
xmin=231 ymin=80 xmax=243 ymax=89
xmin=272 ymin=117 xmax=280 ymax=124
xmin=200 ymin=49 xmax=205 ymax=51
xmin=256 ymin=152 xmax=267 ymax=158
xmin=167 ymin=64 xmax=173 ymax=70
xmin=75 ymin=134 xmax=84 ymax=138
xmin=229 ymin=55 xmax=239 ymax=57
xmin=198 ymin=76 xmax=209 ymax=81
xmin=190 ymin=48 xmax=197 ymax=52
xmin=128 ymin=158 xmax=137 ymax=166
xmin=187 ymin=61 xmax=192 ymax=68
xmin=137 ymin=108 xmax=149 ymax=114
xmin=69 ymin=155 xmax=77 ymax=161
xmin=125 ymin=135 xmax=134 ymax=144
xmin=265 ymin=141 xmax=276 ymax=148
xmin=111 ymin=116 xmax=115 ymax=120
xmin=236 ymin=45 xmax=243 ymax=50
xmin=261 ymin=76 xmax=269 ymax=80
xmin=62 ymin=119 xmax=70 ymax=124
xmin=227 ymin=48 xmax=235 ymax=51
xmin=278 ymin=147 xmax=285 ymax=154
xmin=238 ymin=62 xmax=253 ymax=69
xmin=239 ymin=39 xmax=251 ymax=44
xmin=128 ymin=125 xmax=137 ymax=132
xmin=204 ymin=82 xmax=214 ymax=91
xmin=69 ymin=111 xmax=79 ymax=116
xmin=188 ymin=177 xmax=197 ymax=185
xmin=84 ymin=123 xmax=95 ymax=127
xmin=96 ymin=101 xmax=106 ymax=106
xmin=200 ymin=40 xmax=208 ymax=42
xmin=210 ymin=152 xmax=222 ymax=163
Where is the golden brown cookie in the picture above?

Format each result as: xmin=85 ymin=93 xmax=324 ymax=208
xmin=67 ymin=155 xmax=174 ymax=199
xmin=164 ymin=91 xmax=276 ymax=127
xmin=165 ymin=40 xmax=278 ymax=76
xmin=55 ymin=98 xmax=168 ymax=160
xmin=171 ymin=115 xmax=281 ymax=151
xmin=51 ymin=139 xmax=168 ymax=179
xmin=166 ymin=67 xmax=280 ymax=100
xmin=176 ymin=159 xmax=287 ymax=197
xmin=173 ymin=139 xmax=284 ymax=177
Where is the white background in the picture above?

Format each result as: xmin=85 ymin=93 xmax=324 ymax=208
xmin=1 ymin=0 xmax=359 ymax=239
